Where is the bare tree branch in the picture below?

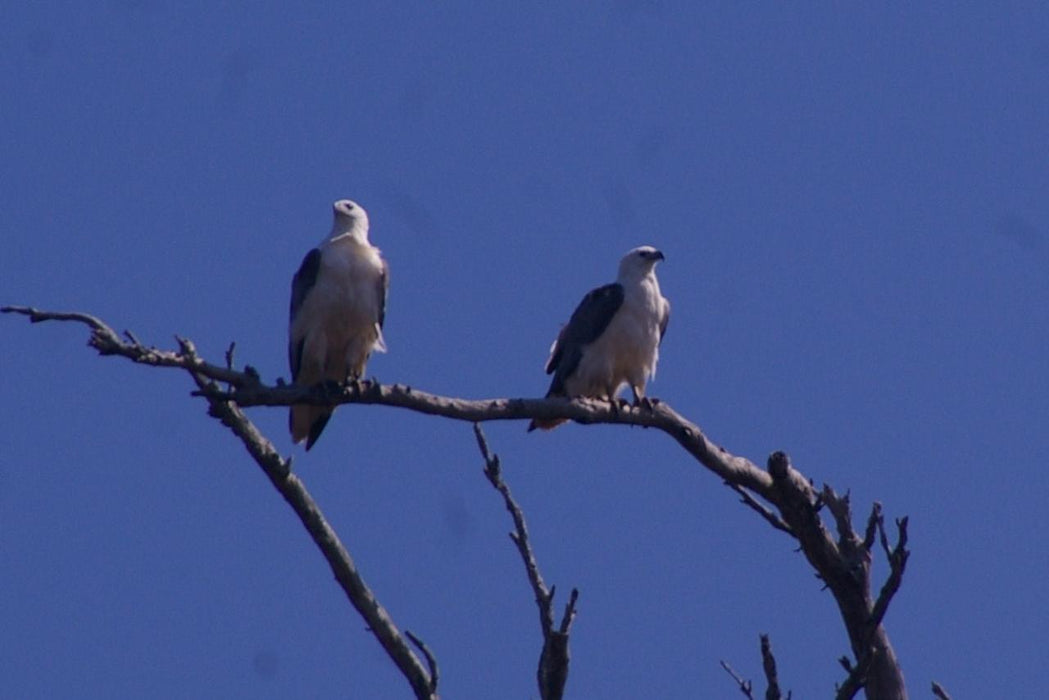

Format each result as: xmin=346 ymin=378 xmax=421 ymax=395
xmin=557 ymin=587 xmax=579 ymax=634
xmin=870 ymin=515 xmax=909 ymax=635
xmin=2 ymin=306 xmax=774 ymax=499
xmin=0 ymin=307 xmax=439 ymax=699
xmin=474 ymin=424 xmax=554 ymax=636
xmin=931 ymin=681 xmax=952 ymax=700
xmin=720 ymin=659 xmax=756 ymax=699
xmin=177 ymin=337 xmax=438 ymax=699
xmin=863 ymin=503 xmax=881 ymax=552
xmin=723 ymin=635 xmax=788 ymax=700
xmin=835 ymin=653 xmax=873 ymax=700
xmin=727 ymin=482 xmax=795 ymax=537
xmin=474 ymin=423 xmax=577 ymax=700
xmin=760 ymin=634 xmax=785 ymax=700
xmin=766 ymin=452 xmax=908 ymax=699
xmin=405 ymin=630 xmax=440 ymax=697
xmin=5 ymin=306 xmax=918 ymax=698
xmin=2 ymin=306 xmax=252 ymax=385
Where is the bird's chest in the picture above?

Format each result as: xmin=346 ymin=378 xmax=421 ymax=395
xmin=603 ymin=306 xmax=659 ymax=356
xmin=310 ymin=253 xmax=380 ymax=325
xmin=618 ymin=286 xmax=662 ymax=341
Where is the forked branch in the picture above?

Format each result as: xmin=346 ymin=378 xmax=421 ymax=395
xmin=4 ymin=306 xmax=916 ymax=699
xmin=2 ymin=307 xmax=438 ymax=700
xmin=721 ymin=634 xmax=789 ymax=700
xmin=475 ymin=424 xmax=578 ymax=700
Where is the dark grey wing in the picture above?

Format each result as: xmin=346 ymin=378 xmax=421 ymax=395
xmin=377 ymin=257 xmax=389 ymax=329
xmin=545 ymin=283 xmax=624 ymax=396
xmin=288 ymin=248 xmax=322 ymax=381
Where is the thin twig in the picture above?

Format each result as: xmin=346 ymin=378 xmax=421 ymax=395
xmin=720 ymin=660 xmax=756 ymax=699
xmin=863 ymin=502 xmax=881 ymax=552
xmin=726 ymin=482 xmax=795 ymax=538
xmin=869 ymin=516 xmax=909 ymax=634
xmin=931 ymin=681 xmax=952 ymax=700
xmin=474 ymin=423 xmax=575 ymax=700
xmin=225 ymin=341 xmax=236 ymax=370
xmin=2 ymin=306 xmax=254 ymax=386
xmin=406 ymin=630 xmax=440 ymax=696
xmin=821 ymin=487 xmax=857 ymax=553
xmin=558 ymin=588 xmax=579 ymax=634
xmin=834 ymin=652 xmax=870 ymax=700
xmin=474 ymin=423 xmax=555 ymax=637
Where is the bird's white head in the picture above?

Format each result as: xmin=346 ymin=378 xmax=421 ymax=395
xmin=330 ymin=199 xmax=370 ymax=242
xmin=618 ymin=245 xmax=665 ymax=282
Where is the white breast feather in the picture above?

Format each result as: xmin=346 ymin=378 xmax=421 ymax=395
xmin=566 ymin=279 xmax=663 ymax=400
xmin=292 ymin=240 xmax=385 ymax=385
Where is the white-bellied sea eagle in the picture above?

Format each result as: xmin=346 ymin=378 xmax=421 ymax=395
xmin=288 ymin=199 xmax=388 ymax=449
xmin=529 ymin=246 xmax=670 ymax=431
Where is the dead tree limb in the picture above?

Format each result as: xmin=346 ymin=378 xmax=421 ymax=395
xmin=720 ymin=659 xmax=756 ymax=699
xmin=760 ymin=634 xmax=786 ymax=700
xmin=3 ymin=306 xmax=914 ymax=698
xmin=1 ymin=308 xmax=437 ymax=699
xmin=766 ymin=452 xmax=909 ymax=699
xmin=721 ymin=634 xmax=789 ymax=700
xmin=179 ymin=337 xmax=438 ymax=700
xmin=474 ymin=423 xmax=577 ymax=700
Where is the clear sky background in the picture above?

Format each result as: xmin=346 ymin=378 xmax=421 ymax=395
xmin=3 ymin=4 xmax=1048 ymax=698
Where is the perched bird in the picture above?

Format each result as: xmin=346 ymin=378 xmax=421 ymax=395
xmin=288 ymin=200 xmax=388 ymax=450
xmin=529 ymin=246 xmax=670 ymax=431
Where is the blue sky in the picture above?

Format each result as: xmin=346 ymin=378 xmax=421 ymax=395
xmin=3 ymin=3 xmax=1048 ymax=698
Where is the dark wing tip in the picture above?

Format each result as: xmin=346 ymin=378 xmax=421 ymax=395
xmin=289 ymin=337 xmax=306 ymax=383
xmin=305 ymin=413 xmax=333 ymax=451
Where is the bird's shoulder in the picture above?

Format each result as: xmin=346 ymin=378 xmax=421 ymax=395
xmin=555 ymin=282 xmax=625 ymax=348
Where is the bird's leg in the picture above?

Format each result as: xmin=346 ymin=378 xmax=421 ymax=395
xmin=343 ymin=372 xmax=364 ymax=394
xmin=631 ymin=386 xmax=657 ymax=411
xmin=608 ymin=391 xmax=630 ymax=416
xmin=319 ymin=379 xmax=342 ymax=400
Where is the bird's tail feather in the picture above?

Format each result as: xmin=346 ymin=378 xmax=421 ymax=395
xmin=527 ymin=417 xmax=567 ymax=432
xmin=291 ymin=405 xmax=334 ymax=450
xmin=528 ymin=389 xmax=569 ymax=432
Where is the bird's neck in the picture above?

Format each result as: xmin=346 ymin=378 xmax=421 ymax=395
xmin=619 ymin=268 xmax=655 ymax=286
xmin=327 ymin=227 xmax=369 ymax=246
xmin=621 ymin=271 xmax=661 ymax=302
